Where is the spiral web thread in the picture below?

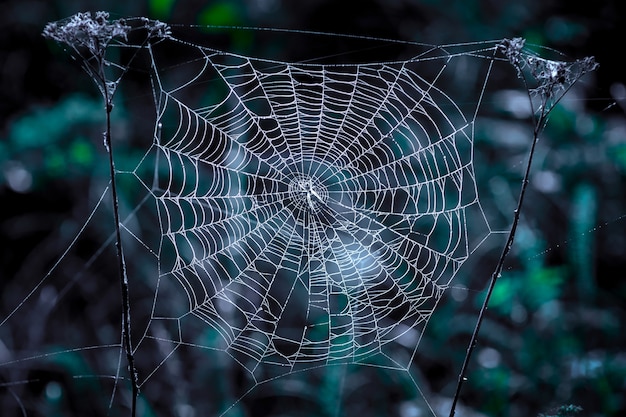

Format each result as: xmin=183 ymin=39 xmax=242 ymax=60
xmin=134 ymin=37 xmax=482 ymax=377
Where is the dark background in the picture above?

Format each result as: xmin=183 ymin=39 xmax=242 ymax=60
xmin=1 ymin=1 xmax=625 ymax=417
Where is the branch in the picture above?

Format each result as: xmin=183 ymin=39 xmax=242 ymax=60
xmin=448 ymin=39 xmax=597 ymax=417
xmin=104 ymin=95 xmax=139 ymax=417
xmin=43 ymin=13 xmax=173 ymax=415
xmin=448 ymin=112 xmax=542 ymax=417
xmin=43 ymin=12 xmax=139 ymax=416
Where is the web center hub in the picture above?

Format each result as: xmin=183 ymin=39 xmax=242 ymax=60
xmin=288 ymin=175 xmax=328 ymax=213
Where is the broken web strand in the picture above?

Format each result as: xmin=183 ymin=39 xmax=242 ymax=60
xmin=30 ymin=13 xmax=599 ymax=417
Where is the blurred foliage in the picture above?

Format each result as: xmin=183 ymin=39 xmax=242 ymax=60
xmin=149 ymin=0 xmax=177 ymax=19
xmin=1 ymin=1 xmax=625 ymax=417
xmin=3 ymin=94 xmax=105 ymax=186
xmin=199 ymin=1 xmax=243 ymax=26
xmin=539 ymin=405 xmax=583 ymax=417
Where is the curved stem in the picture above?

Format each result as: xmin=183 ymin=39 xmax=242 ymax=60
xmin=448 ymin=114 xmax=545 ymax=417
xmin=103 ymin=89 xmax=139 ymax=417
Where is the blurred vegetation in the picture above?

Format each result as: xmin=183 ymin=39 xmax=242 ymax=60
xmin=1 ymin=1 xmax=625 ymax=417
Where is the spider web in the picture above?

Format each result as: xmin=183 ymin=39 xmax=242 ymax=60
xmin=1 ymin=16 xmax=597 ymax=417
xmin=136 ymin=34 xmax=485 ymax=383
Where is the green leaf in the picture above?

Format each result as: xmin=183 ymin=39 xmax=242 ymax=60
xmin=608 ymin=143 xmax=626 ymax=171
xmin=69 ymin=138 xmax=95 ymax=167
xmin=488 ymin=275 xmax=517 ymax=314
xmin=8 ymin=94 xmax=103 ymax=150
xmin=149 ymin=0 xmax=177 ymax=19
xmin=525 ymin=266 xmax=564 ymax=309
xmin=44 ymin=150 xmax=66 ymax=175
xmin=570 ymin=183 xmax=597 ymax=299
xmin=199 ymin=2 xmax=241 ymax=26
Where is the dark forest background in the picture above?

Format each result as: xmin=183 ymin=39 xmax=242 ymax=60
xmin=1 ymin=1 xmax=625 ymax=417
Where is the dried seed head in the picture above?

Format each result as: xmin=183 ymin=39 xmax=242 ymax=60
xmin=43 ymin=11 xmax=131 ymax=57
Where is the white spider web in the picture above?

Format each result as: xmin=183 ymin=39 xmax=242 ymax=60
xmin=136 ymin=36 xmax=485 ymax=384
xmin=1 ymin=17 xmax=597 ymax=417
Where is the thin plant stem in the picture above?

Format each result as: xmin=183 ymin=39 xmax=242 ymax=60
xmin=102 ymin=71 xmax=139 ymax=417
xmin=447 ymin=40 xmax=596 ymax=415
xmin=42 ymin=13 xmax=142 ymax=416
xmin=94 ymin=29 xmax=150 ymax=417
xmin=448 ymin=107 xmax=547 ymax=417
